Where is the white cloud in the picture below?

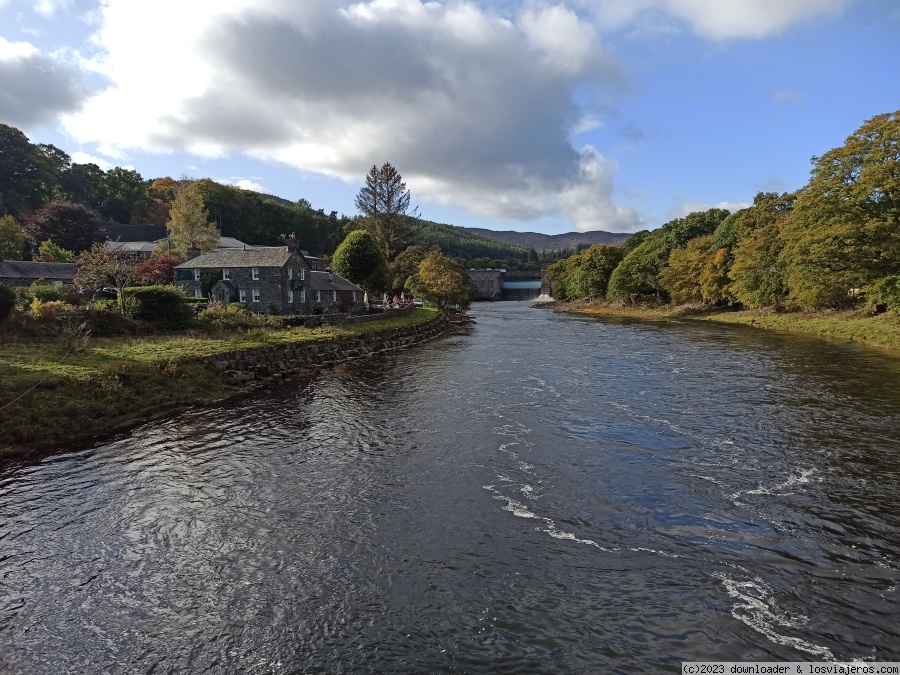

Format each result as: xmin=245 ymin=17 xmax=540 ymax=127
xmin=62 ymin=0 xmax=640 ymax=231
xmin=70 ymin=150 xmax=113 ymax=170
xmin=583 ymin=0 xmax=848 ymax=39
xmin=669 ymin=200 xmax=751 ymax=219
xmin=234 ymin=179 xmax=272 ymax=194
xmin=773 ymin=89 xmax=805 ymax=103
xmin=34 ymin=0 xmax=72 ymax=17
xmin=0 ymin=37 xmax=88 ymax=129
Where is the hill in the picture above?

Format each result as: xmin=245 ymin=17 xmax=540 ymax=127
xmin=416 ymin=220 xmax=530 ymax=260
xmin=460 ymin=227 xmax=630 ymax=252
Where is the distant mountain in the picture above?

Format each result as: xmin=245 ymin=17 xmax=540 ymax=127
xmin=417 ymin=220 xmax=529 ymax=259
xmin=460 ymin=227 xmax=630 ymax=252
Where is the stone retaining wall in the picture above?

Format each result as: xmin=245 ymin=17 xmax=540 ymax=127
xmin=200 ymin=316 xmax=448 ymax=385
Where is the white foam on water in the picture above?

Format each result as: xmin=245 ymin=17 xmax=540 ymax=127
xmin=733 ymin=468 xmax=820 ymax=500
xmin=714 ymin=570 xmax=834 ymax=659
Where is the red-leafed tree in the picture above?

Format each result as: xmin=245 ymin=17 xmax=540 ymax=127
xmin=133 ymin=254 xmax=182 ymax=285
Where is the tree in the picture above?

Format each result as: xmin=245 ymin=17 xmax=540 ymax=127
xmin=409 ymin=250 xmax=472 ymax=315
xmin=354 ymin=162 xmax=418 ymax=261
xmin=23 ymin=200 xmax=104 ymax=254
xmin=332 ymin=230 xmax=387 ymax=290
xmin=166 ymin=183 xmax=219 ymax=255
xmin=773 ymin=111 xmax=900 ymax=309
xmin=133 ymin=254 xmax=182 ymax=285
xmin=102 ymin=167 xmax=149 ymax=223
xmin=37 ymin=239 xmax=74 ymax=262
xmin=659 ymin=236 xmax=715 ymax=304
xmin=0 ymin=124 xmax=58 ymax=215
xmin=389 ymin=244 xmax=435 ymax=293
xmin=74 ymin=243 xmax=138 ymax=315
xmin=545 ymin=244 xmax=624 ymax=301
xmin=59 ymin=162 xmax=108 ymax=213
xmin=0 ymin=215 xmax=27 ymax=259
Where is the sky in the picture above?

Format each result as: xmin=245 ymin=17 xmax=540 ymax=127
xmin=0 ymin=0 xmax=898 ymax=235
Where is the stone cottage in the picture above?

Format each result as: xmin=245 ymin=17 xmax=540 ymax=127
xmin=173 ymin=241 xmax=365 ymax=315
xmin=0 ymin=258 xmax=77 ymax=288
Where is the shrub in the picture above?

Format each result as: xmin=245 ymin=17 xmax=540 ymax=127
xmin=29 ymin=278 xmax=61 ymax=302
xmin=867 ymin=275 xmax=900 ymax=311
xmin=127 ymin=285 xmax=194 ymax=327
xmin=59 ymin=284 xmax=82 ymax=306
xmin=75 ymin=307 xmax=138 ymax=336
xmin=197 ymin=302 xmax=284 ymax=330
xmin=0 ymin=284 xmax=15 ymax=324
xmin=31 ymin=299 xmax=69 ymax=326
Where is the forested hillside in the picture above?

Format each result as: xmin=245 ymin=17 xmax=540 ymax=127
xmin=461 ymin=227 xmax=629 ymax=252
xmin=546 ymin=109 xmax=900 ymax=312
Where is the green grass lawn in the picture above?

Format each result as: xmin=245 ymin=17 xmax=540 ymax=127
xmin=552 ymin=301 xmax=900 ymax=351
xmin=0 ymin=308 xmax=439 ymax=450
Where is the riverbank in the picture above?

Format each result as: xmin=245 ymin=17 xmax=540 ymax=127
xmin=544 ymin=300 xmax=900 ymax=352
xmin=0 ymin=308 xmax=446 ymax=455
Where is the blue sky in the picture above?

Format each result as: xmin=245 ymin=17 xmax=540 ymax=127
xmin=1 ymin=0 xmax=897 ymax=234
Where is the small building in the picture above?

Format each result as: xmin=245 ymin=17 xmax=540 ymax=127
xmin=467 ymin=269 xmax=504 ymax=301
xmin=306 ymin=270 xmax=366 ymax=315
xmin=0 ymin=258 xmax=77 ymax=287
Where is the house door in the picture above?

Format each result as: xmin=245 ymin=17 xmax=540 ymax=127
xmin=215 ymin=287 xmax=230 ymax=305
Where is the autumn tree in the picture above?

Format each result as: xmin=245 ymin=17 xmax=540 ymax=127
xmin=166 ymin=183 xmax=218 ymax=255
xmin=776 ymin=110 xmax=900 ymax=309
xmin=354 ymin=162 xmax=418 ymax=261
xmin=0 ymin=215 xmax=26 ymax=259
xmin=74 ymin=243 xmax=138 ymax=315
xmin=37 ymin=239 xmax=74 ymax=262
xmin=133 ymin=254 xmax=182 ymax=285
xmin=332 ymin=230 xmax=387 ymax=290
xmin=408 ymin=250 xmax=472 ymax=315
xmin=389 ymin=244 xmax=435 ymax=293
xmin=23 ymin=200 xmax=104 ymax=254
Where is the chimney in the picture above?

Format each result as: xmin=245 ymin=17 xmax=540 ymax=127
xmin=186 ymin=246 xmax=201 ymax=260
xmin=325 ymin=265 xmax=333 ymax=282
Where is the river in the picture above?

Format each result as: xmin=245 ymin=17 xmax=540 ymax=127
xmin=1 ymin=303 xmax=899 ymax=673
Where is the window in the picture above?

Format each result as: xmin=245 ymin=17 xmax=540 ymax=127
xmin=194 ymin=289 xmax=202 ymax=298
xmin=252 ymin=289 xmax=260 ymax=303
xmin=332 ymin=290 xmax=337 ymax=302
xmin=251 ymin=267 xmax=260 ymax=280
xmin=287 ymin=268 xmax=293 ymax=280
xmin=223 ymin=268 xmax=230 ymax=280
xmin=352 ymin=291 xmax=357 ymax=302
xmin=300 ymin=289 xmax=306 ymax=303
xmin=300 ymin=268 xmax=305 ymax=281
xmin=239 ymin=290 xmax=246 ymax=303
xmin=193 ymin=269 xmax=200 ymax=281
xmin=288 ymin=290 xmax=294 ymax=303
xmin=316 ymin=290 xmax=321 ymax=303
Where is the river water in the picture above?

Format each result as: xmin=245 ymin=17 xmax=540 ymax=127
xmin=1 ymin=303 xmax=899 ymax=673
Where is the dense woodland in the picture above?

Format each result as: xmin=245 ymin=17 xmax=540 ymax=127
xmin=546 ymin=110 xmax=900 ymax=312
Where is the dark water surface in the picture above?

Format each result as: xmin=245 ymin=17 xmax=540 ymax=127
xmin=2 ymin=303 xmax=900 ymax=673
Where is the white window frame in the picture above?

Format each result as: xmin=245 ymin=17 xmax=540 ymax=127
xmin=287 ymin=268 xmax=293 ymax=280
xmin=332 ymin=290 xmax=337 ymax=302
xmin=288 ymin=290 xmax=294 ymax=303
xmin=194 ymin=289 xmax=202 ymax=298
xmin=193 ymin=269 xmax=200 ymax=281
xmin=239 ymin=290 xmax=246 ymax=303
xmin=223 ymin=268 xmax=230 ymax=280
xmin=315 ymin=290 xmax=321 ymax=303
xmin=352 ymin=291 xmax=357 ymax=302
xmin=300 ymin=268 xmax=305 ymax=281
xmin=300 ymin=289 xmax=306 ymax=303
xmin=252 ymin=289 xmax=260 ymax=303
xmin=251 ymin=267 xmax=260 ymax=280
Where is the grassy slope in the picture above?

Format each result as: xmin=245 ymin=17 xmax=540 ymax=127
xmin=550 ymin=301 xmax=900 ymax=352
xmin=0 ymin=309 xmax=438 ymax=450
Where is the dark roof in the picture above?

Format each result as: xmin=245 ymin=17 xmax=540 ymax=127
xmin=306 ymin=271 xmax=364 ymax=293
xmin=102 ymin=223 xmax=167 ymax=241
xmin=174 ymin=247 xmax=294 ymax=269
xmin=0 ymin=260 xmax=77 ymax=281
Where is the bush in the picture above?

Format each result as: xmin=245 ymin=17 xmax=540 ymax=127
xmin=75 ymin=307 xmax=138 ymax=336
xmin=59 ymin=284 xmax=82 ymax=306
xmin=127 ymin=285 xmax=194 ymax=327
xmin=0 ymin=284 xmax=15 ymax=324
xmin=867 ymin=276 xmax=900 ymax=311
xmin=30 ymin=299 xmax=69 ymax=326
xmin=197 ymin=302 xmax=284 ymax=330
xmin=29 ymin=278 xmax=61 ymax=302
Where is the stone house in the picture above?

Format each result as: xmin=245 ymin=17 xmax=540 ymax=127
xmin=466 ymin=269 xmax=504 ymax=301
xmin=306 ymin=270 xmax=366 ymax=315
xmin=173 ymin=242 xmax=365 ymax=315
